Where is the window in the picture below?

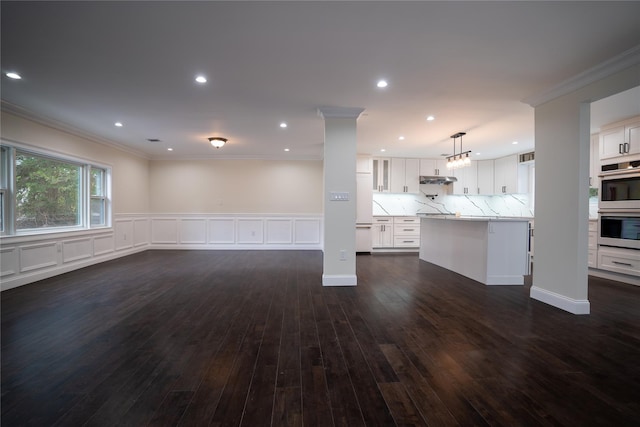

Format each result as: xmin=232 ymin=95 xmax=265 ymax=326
xmin=90 ymin=167 xmax=107 ymax=226
xmin=0 ymin=143 xmax=111 ymax=235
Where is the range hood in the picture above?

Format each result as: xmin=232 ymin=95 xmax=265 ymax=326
xmin=419 ymin=175 xmax=457 ymax=185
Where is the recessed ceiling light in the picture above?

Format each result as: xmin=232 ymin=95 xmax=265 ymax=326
xmin=280 ymin=122 xmax=287 ymax=128
xmin=6 ymin=72 xmax=22 ymax=80
xmin=512 ymin=141 xmax=519 ymax=145
xmin=376 ymin=80 xmax=388 ymax=88
xmin=475 ymin=152 xmax=481 ymax=156
xmin=398 ymin=136 xmax=405 ymax=140
xmin=167 ymin=148 xmax=173 ymax=151
xmin=380 ymin=148 xmax=386 ymax=152
xmin=195 ymin=75 xmax=207 ymax=83
xmin=426 ymin=115 xmax=435 ymax=121
xmin=114 ymin=122 xmax=123 ymax=127
xmin=284 ymin=148 xmax=290 ymax=152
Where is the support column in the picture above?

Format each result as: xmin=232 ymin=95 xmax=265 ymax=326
xmin=318 ymin=107 xmax=364 ymax=286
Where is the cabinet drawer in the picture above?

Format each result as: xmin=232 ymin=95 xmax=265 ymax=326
xmin=588 ymin=231 xmax=597 ymax=249
xmin=394 ymin=226 xmax=420 ymax=236
xmin=373 ymin=217 xmax=393 ymax=224
xmin=394 ymin=236 xmax=420 ymax=247
xmin=598 ymin=248 xmax=640 ymax=276
xmin=393 ymin=216 xmax=419 ymax=225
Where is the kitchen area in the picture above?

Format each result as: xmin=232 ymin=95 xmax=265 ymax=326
xmin=356 ymin=109 xmax=640 ymax=288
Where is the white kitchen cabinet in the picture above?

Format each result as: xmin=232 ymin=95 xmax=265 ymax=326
xmin=372 ymin=217 xmax=393 ymax=248
xmin=372 ymin=158 xmax=390 ymax=193
xmin=597 ymin=246 xmax=640 ymax=276
xmin=589 ymin=134 xmax=600 ymax=188
xmin=494 ymin=154 xmax=519 ymax=194
xmin=356 ymin=173 xmax=373 ymax=225
xmin=419 ymin=158 xmax=449 ymax=176
xmin=477 ymin=160 xmax=494 ymax=195
xmin=599 ymin=117 xmax=640 ymax=161
xmin=356 ymin=155 xmax=373 ymax=174
xmin=393 ymin=216 xmax=420 ymax=248
xmin=588 ymin=219 xmax=598 ymax=268
xmin=452 ymin=161 xmax=478 ymax=195
xmin=390 ymin=158 xmax=420 ymax=193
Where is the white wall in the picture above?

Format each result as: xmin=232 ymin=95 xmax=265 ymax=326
xmin=149 ymin=159 xmax=323 ymax=213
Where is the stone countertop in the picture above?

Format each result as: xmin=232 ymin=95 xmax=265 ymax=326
xmin=417 ymin=213 xmax=532 ymax=222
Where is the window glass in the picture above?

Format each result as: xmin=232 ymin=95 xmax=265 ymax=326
xmin=15 ymin=152 xmax=81 ymax=230
xmin=90 ymin=167 xmax=106 ymax=226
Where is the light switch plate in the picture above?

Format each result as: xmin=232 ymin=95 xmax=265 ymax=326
xmin=329 ymin=191 xmax=350 ymax=201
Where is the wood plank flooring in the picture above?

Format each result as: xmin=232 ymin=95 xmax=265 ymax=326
xmin=1 ymin=250 xmax=639 ymax=426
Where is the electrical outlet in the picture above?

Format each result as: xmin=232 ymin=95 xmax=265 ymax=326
xmin=339 ymin=250 xmax=347 ymax=261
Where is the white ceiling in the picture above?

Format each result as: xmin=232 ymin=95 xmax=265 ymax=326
xmin=1 ymin=1 xmax=639 ymax=161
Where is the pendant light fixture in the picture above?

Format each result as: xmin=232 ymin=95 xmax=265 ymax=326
xmin=446 ymin=132 xmax=471 ymax=169
xmin=208 ymin=137 xmax=227 ymax=149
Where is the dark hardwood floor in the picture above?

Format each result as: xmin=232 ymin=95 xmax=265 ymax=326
xmin=2 ymin=250 xmax=639 ymax=426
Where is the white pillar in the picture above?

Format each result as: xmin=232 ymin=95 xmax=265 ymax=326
xmin=527 ymin=56 xmax=639 ymax=314
xmin=318 ymin=107 xmax=364 ymax=286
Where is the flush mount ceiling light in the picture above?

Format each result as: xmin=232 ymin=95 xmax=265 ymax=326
xmin=446 ymin=132 xmax=471 ymax=169
xmin=208 ymin=137 xmax=227 ymax=149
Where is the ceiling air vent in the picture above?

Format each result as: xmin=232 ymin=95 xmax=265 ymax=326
xmin=519 ymin=151 xmax=534 ymax=163
xmin=146 ymin=138 xmax=161 ymax=142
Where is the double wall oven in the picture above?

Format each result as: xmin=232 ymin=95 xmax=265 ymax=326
xmin=598 ymin=161 xmax=640 ymax=250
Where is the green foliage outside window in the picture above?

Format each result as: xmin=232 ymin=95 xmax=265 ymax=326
xmin=15 ymin=153 xmax=81 ymax=229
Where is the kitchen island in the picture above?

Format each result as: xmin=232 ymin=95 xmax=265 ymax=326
xmin=418 ymin=214 xmax=530 ymax=285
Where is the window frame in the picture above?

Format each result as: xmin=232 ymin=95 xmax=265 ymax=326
xmin=0 ymin=141 xmax=112 ymax=237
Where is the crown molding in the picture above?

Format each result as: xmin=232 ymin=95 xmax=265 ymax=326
xmin=1 ymin=100 xmax=151 ymax=160
xmin=523 ymin=44 xmax=640 ymax=108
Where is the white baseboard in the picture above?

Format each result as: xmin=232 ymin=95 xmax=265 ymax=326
xmin=322 ymin=274 xmax=357 ymax=286
xmin=530 ymin=286 xmax=590 ymax=315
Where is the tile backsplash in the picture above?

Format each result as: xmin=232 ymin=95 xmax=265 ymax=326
xmin=373 ymin=187 xmax=533 ymax=217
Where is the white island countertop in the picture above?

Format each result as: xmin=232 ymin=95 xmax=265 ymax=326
xmin=419 ymin=214 xmax=530 ymax=285
xmin=417 ymin=213 xmax=531 ymax=222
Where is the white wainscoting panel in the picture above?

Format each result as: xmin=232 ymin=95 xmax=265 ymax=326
xmin=19 ymin=242 xmax=58 ymax=273
xmin=151 ymin=218 xmax=178 ymax=244
xmin=94 ymin=234 xmax=115 ymax=256
xmin=295 ymin=218 xmax=322 ymax=244
xmin=115 ymin=219 xmax=134 ymax=250
xmin=133 ymin=218 xmax=149 ymax=247
xmin=237 ymin=219 xmax=264 ymax=244
xmin=266 ymin=219 xmax=293 ymax=244
xmin=208 ymin=218 xmax=235 ymax=244
xmin=179 ymin=219 xmax=207 ymax=244
xmin=62 ymin=238 xmax=93 ymax=264
xmin=0 ymin=246 xmax=18 ymax=277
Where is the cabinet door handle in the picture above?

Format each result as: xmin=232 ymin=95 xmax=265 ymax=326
xmin=612 ymin=261 xmax=633 ymax=267
xmin=624 ymin=142 xmax=630 ymax=153
xmin=619 ymin=143 xmax=624 ymax=154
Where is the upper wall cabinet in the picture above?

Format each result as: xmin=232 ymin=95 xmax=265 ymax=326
xmin=452 ymin=161 xmax=478 ymax=195
xmin=356 ymin=155 xmax=373 ymax=174
xmin=419 ymin=158 xmax=448 ymax=176
xmin=590 ymin=134 xmax=599 ymax=188
xmin=372 ymin=158 xmax=390 ymax=192
xmin=390 ymin=158 xmax=420 ymax=193
xmin=494 ymin=155 xmax=519 ymax=194
xmin=599 ymin=116 xmax=640 ymax=161
xmin=477 ymin=160 xmax=495 ymax=195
